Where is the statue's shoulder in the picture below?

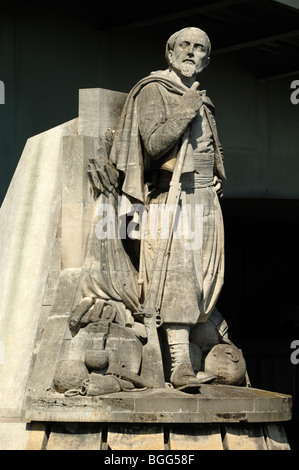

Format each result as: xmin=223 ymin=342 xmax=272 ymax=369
xmin=139 ymin=80 xmax=162 ymax=94
xmin=136 ymin=69 xmax=181 ymax=97
xmin=136 ymin=79 xmax=166 ymax=104
xmin=201 ymin=90 xmax=216 ymax=114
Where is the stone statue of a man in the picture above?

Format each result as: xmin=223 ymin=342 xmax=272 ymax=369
xmin=109 ymin=27 xmax=226 ymax=389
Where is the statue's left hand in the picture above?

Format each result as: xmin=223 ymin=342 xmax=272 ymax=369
xmin=213 ymin=176 xmax=223 ymax=198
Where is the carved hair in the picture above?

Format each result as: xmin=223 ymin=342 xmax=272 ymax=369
xmin=165 ymin=27 xmax=211 ymax=64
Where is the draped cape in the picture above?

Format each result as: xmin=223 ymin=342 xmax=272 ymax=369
xmin=109 ymin=69 xmax=226 ymax=206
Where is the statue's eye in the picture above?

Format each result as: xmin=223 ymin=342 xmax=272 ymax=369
xmin=180 ymin=41 xmax=190 ymax=49
xmin=194 ymin=44 xmax=204 ymax=51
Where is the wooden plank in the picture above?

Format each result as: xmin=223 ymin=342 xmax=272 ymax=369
xmin=107 ymin=425 xmax=164 ymax=450
xmin=46 ymin=423 xmax=102 ymax=450
xmin=263 ymin=424 xmax=290 ymax=450
xmin=169 ymin=424 xmax=223 ymax=450
xmin=223 ymin=424 xmax=267 ymax=450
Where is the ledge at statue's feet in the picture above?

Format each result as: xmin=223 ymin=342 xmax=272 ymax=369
xmin=25 ymin=384 xmax=291 ymax=424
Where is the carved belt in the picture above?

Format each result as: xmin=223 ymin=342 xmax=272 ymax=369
xmin=181 ymin=172 xmax=214 ymax=189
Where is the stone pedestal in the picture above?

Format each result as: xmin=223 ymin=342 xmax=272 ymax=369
xmin=25 ymin=385 xmax=291 ymax=424
xmin=23 ymin=385 xmax=292 ymax=449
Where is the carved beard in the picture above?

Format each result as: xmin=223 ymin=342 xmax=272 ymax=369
xmin=170 ymin=59 xmax=197 ymax=78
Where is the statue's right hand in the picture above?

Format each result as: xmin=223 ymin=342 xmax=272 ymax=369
xmin=182 ymin=81 xmax=202 ymax=113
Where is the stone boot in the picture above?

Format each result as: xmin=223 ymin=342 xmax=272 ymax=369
xmin=166 ymin=324 xmax=216 ymax=391
xmin=170 ymin=363 xmax=216 ymax=391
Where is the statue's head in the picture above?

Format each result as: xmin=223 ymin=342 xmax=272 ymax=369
xmin=165 ymin=27 xmax=211 ymax=78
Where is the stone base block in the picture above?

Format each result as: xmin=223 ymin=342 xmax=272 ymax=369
xmin=25 ymin=384 xmax=291 ymax=424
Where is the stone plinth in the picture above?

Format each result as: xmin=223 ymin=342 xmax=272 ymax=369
xmin=78 ymin=88 xmax=127 ymax=137
xmin=25 ymin=385 xmax=291 ymax=424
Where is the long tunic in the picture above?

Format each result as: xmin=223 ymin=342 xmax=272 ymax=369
xmin=137 ymin=78 xmax=225 ymax=325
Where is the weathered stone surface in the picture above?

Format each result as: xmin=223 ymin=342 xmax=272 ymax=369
xmin=169 ymin=424 xmax=223 ymax=450
xmin=78 ymin=88 xmax=127 ymax=137
xmin=204 ymin=343 xmax=247 ymax=385
xmin=46 ymin=423 xmax=103 ymax=450
xmin=107 ymin=424 xmax=164 ymax=450
xmin=25 ymin=422 xmax=47 ymax=450
xmin=223 ymin=424 xmax=268 ymax=450
xmin=263 ymin=423 xmax=291 ymax=450
xmin=54 ymin=360 xmax=89 ymax=393
xmin=61 ymin=135 xmax=96 ymax=269
xmin=0 ymin=119 xmax=77 ymax=425
xmin=26 ymin=269 xmax=82 ymax=394
xmin=25 ymin=385 xmax=292 ymax=424
xmin=0 ymin=421 xmax=290 ymax=450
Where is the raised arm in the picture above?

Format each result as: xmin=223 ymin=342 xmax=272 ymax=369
xmin=137 ymin=82 xmax=201 ymax=160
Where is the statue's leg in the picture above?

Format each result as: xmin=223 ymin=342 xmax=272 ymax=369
xmin=165 ymin=323 xmax=216 ymax=390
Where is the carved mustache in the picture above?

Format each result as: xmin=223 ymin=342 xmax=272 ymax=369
xmin=183 ymin=58 xmax=195 ymax=64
